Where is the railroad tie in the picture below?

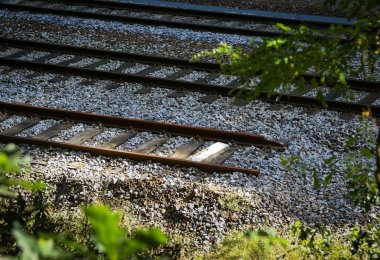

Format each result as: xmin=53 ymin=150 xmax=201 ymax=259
xmin=134 ymin=87 xmax=152 ymax=94
xmin=165 ymin=69 xmax=192 ymax=80
xmin=190 ymin=142 xmax=231 ymax=162
xmin=167 ymin=91 xmax=186 ymax=98
xmin=134 ymin=65 xmax=160 ymax=76
xmin=47 ymin=57 xmax=86 ymax=82
xmin=0 ymin=113 xmax=9 ymax=123
xmin=105 ymin=83 xmax=122 ymax=90
xmin=199 ymin=94 xmax=219 ymax=104
xmin=338 ymin=92 xmax=380 ymax=120
xmin=206 ymin=147 xmax=238 ymax=164
xmin=32 ymin=53 xmax=60 ymax=63
xmin=225 ymin=79 xmax=243 ymax=88
xmin=4 ymin=49 xmax=30 ymax=59
xmin=170 ymin=139 xmax=204 ymax=159
xmin=134 ymin=137 xmax=168 ymax=153
xmin=33 ymin=123 xmax=73 ymax=140
xmin=110 ymin=62 xmax=136 ymax=73
xmin=357 ymin=92 xmax=380 ymax=105
xmin=100 ymin=131 xmax=137 ymax=149
xmin=1 ymin=118 xmax=40 ymax=136
xmin=56 ymin=56 xmax=85 ymax=66
xmin=49 ymin=75 xmax=68 ymax=83
xmin=25 ymin=72 xmax=45 ymax=79
xmin=83 ymin=59 xmax=109 ymax=70
xmin=324 ymin=89 xmax=345 ymax=100
xmin=67 ymin=128 xmax=103 ymax=145
xmin=195 ymin=72 xmax=220 ymax=84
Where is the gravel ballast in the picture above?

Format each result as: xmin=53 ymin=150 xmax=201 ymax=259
xmin=0 ymin=6 xmax=379 ymax=256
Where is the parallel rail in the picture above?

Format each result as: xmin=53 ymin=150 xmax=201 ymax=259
xmin=0 ymin=0 xmax=353 ymax=39
xmin=0 ymin=102 xmax=285 ymax=175
xmin=0 ymin=38 xmax=379 ymax=117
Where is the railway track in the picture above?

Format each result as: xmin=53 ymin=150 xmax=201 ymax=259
xmin=0 ymin=102 xmax=284 ymax=175
xmin=0 ymin=0 xmax=353 ymax=39
xmin=1 ymin=37 xmax=379 ymax=117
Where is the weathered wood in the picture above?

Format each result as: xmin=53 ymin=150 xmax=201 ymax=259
xmin=33 ymin=53 xmax=60 ymax=63
xmin=1 ymin=118 xmax=40 ymax=136
xmin=110 ymin=62 xmax=136 ymax=73
xmin=167 ymin=91 xmax=186 ymax=98
xmin=56 ymin=56 xmax=85 ymax=66
xmin=33 ymin=123 xmax=72 ymax=140
xmin=231 ymin=98 xmax=249 ymax=106
xmin=199 ymin=94 xmax=219 ymax=103
xmin=0 ymin=113 xmax=9 ymax=122
xmin=134 ymin=87 xmax=152 ymax=94
xmin=357 ymin=92 xmax=380 ymax=105
xmin=100 ymin=131 xmax=136 ymax=149
xmin=225 ymin=79 xmax=242 ymax=88
xmin=190 ymin=142 xmax=229 ymax=162
xmin=325 ymin=90 xmax=345 ymax=100
xmin=134 ymin=66 xmax=160 ymax=76
xmin=48 ymin=76 xmax=68 ymax=83
xmin=195 ymin=72 xmax=219 ymax=84
xmin=170 ymin=140 xmax=204 ymax=159
xmin=67 ymin=128 xmax=103 ymax=145
xmin=83 ymin=59 xmax=109 ymax=69
xmin=205 ymin=147 xmax=238 ymax=164
xmin=5 ymin=49 xmax=30 ymax=59
xmin=134 ymin=137 xmax=168 ymax=153
xmin=105 ymin=83 xmax=122 ymax=90
xmin=165 ymin=69 xmax=192 ymax=80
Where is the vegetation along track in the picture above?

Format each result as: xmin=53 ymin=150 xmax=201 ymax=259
xmin=0 ymin=102 xmax=284 ymax=175
xmin=1 ymin=37 xmax=379 ymax=117
xmin=0 ymin=0 xmax=354 ymax=39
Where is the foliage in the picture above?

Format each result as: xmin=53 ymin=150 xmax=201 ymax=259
xmin=197 ymin=229 xmax=293 ymax=260
xmin=0 ymin=144 xmax=49 ymax=254
xmin=85 ymin=204 xmax=167 ymax=260
xmin=218 ymin=192 xmax=245 ymax=212
xmin=0 ymin=145 xmax=168 ymax=259
xmin=0 ymin=144 xmax=44 ymax=197
xmin=193 ymin=0 xmax=379 ymax=105
xmin=200 ymin=219 xmax=380 ymax=259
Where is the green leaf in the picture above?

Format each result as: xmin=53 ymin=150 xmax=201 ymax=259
xmin=12 ymin=223 xmax=40 ymax=260
xmin=313 ymin=171 xmax=321 ymax=189
xmin=360 ymin=148 xmax=372 ymax=159
xmin=276 ymin=23 xmax=292 ymax=32
xmin=12 ymin=223 xmax=65 ymax=260
xmin=324 ymin=155 xmax=336 ymax=165
xmin=323 ymin=172 xmax=334 ymax=188
xmin=345 ymin=136 xmax=358 ymax=148
xmin=85 ymin=205 xmax=126 ymax=260
xmin=133 ymin=228 xmax=167 ymax=248
xmin=0 ymin=186 xmax=17 ymax=197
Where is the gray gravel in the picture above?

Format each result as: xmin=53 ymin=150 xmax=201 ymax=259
xmin=0 ymin=6 xmax=379 ymax=255
xmin=0 ymin=10 xmax=253 ymax=45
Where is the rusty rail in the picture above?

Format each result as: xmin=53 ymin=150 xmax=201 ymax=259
xmin=0 ymin=102 xmax=282 ymax=147
xmin=0 ymin=102 xmax=287 ymax=175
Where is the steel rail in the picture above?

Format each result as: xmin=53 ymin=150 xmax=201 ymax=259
xmin=0 ymin=2 xmax=285 ymax=38
xmin=0 ymin=102 xmax=282 ymax=175
xmin=0 ymin=37 xmax=220 ymax=71
xmin=1 ymin=56 xmax=379 ymax=117
xmin=28 ymin=0 xmax=354 ymax=28
xmin=0 ymin=134 xmax=260 ymax=176
xmin=1 ymin=37 xmax=378 ymax=92
xmin=0 ymin=101 xmax=283 ymax=147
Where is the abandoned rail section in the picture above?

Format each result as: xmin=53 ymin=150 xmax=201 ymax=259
xmin=1 ymin=38 xmax=379 ymax=117
xmin=0 ymin=102 xmax=285 ymax=175
xmin=0 ymin=0 xmax=354 ymax=39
